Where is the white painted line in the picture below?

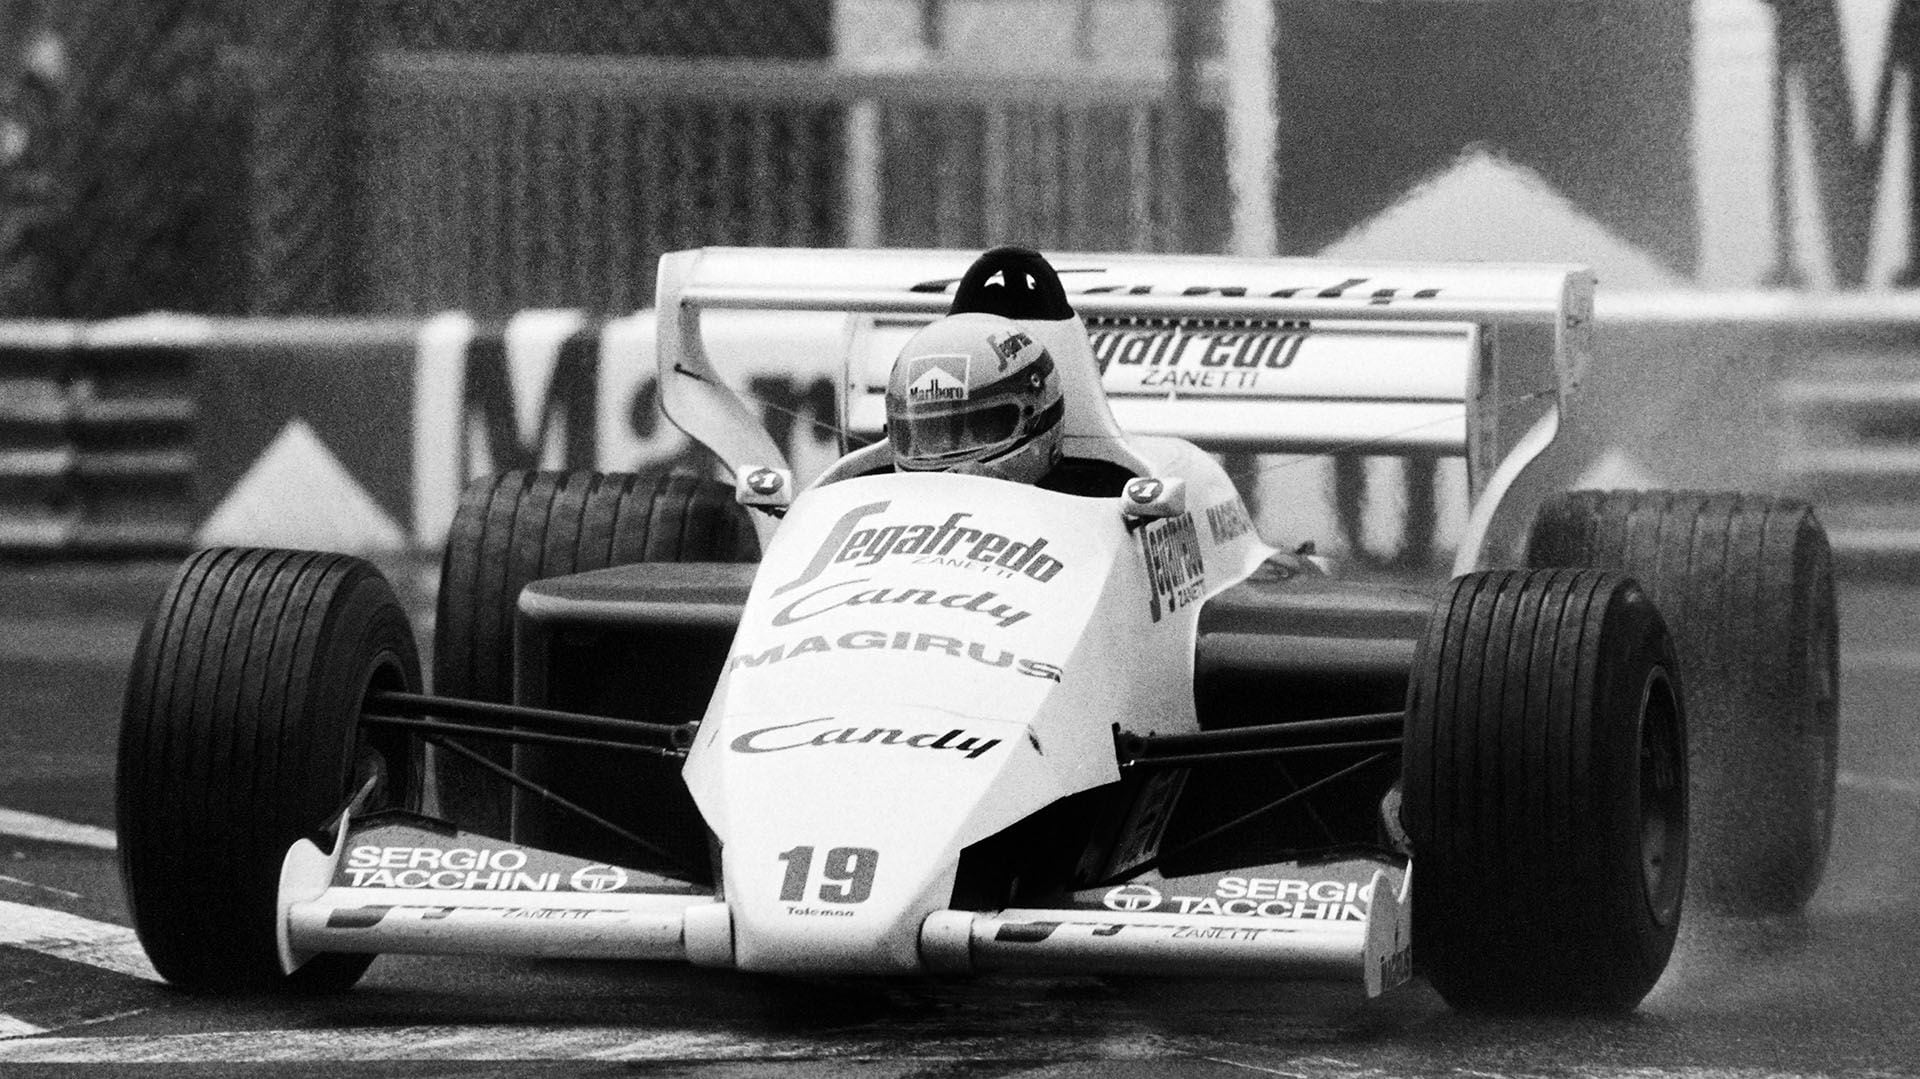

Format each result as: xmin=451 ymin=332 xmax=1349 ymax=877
xmin=1844 ymin=650 xmax=1920 ymax=672
xmin=0 ymin=1025 xmax=1166 ymax=1064
xmin=1839 ymin=771 xmax=1920 ymax=798
xmin=0 ymin=900 xmax=156 ymax=982
xmin=0 ymin=1007 xmax=154 ymax=1044
xmin=0 ymin=808 xmax=116 ymax=851
xmin=0 ymin=1028 xmax=1886 ymax=1074
xmin=0 ymin=875 xmax=83 ymax=901
xmin=1199 ymin=1054 xmax=1300 ymax=1076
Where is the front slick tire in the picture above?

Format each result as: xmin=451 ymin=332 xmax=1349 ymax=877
xmin=118 ymin=548 xmax=421 ymax=994
xmin=1403 ymin=569 xmax=1688 ymax=1013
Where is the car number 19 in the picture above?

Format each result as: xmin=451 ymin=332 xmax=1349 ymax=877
xmin=777 ymin=845 xmax=880 ymax=904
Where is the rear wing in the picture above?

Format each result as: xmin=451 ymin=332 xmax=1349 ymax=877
xmin=659 ymin=247 xmax=1590 ymax=481
xmin=656 ymin=247 xmax=1595 ymax=567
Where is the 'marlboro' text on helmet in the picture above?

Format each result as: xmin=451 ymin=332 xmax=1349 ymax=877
xmin=884 ymin=312 xmax=1065 ymax=484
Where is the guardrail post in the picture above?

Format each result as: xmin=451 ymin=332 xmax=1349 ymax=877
xmin=844 ymin=96 xmax=882 ymax=248
xmin=1165 ymin=0 xmax=1206 ymax=252
xmin=1224 ymin=0 xmax=1278 ymax=258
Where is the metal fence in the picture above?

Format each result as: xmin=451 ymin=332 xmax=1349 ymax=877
xmin=0 ymin=2 xmax=1223 ymax=318
xmin=360 ymin=53 xmax=1225 ymax=314
xmin=366 ymin=0 xmax=835 ymax=58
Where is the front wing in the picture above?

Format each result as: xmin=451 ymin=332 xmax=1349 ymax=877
xmin=276 ymin=811 xmax=1412 ymax=997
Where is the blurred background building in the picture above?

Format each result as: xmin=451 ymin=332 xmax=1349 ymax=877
xmin=0 ymin=0 xmax=1911 ymax=320
xmin=1 ymin=0 xmax=1915 ymax=566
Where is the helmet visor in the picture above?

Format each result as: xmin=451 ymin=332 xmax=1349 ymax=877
xmin=890 ymin=401 xmax=1022 ymax=461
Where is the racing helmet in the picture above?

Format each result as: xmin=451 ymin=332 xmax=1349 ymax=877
xmin=885 ymin=312 xmax=1065 ymax=484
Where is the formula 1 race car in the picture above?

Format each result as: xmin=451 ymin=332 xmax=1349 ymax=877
xmin=116 ymin=246 xmax=1837 ymax=1012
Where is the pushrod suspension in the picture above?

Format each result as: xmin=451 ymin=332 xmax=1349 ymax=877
xmin=1117 ymin=711 xmax=1403 ymax=767
xmin=365 ymin=690 xmax=695 ymax=750
xmin=358 ymin=715 xmax=685 ymax=758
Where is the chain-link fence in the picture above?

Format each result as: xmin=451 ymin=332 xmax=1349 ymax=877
xmin=361 ymin=55 xmax=847 ymax=314
xmin=0 ymin=1 xmax=1219 ymax=318
xmin=361 ymin=53 xmax=1220 ymax=314
xmin=0 ymin=0 xmax=243 ymax=318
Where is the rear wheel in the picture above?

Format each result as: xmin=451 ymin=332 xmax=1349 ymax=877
xmin=431 ymin=470 xmax=757 ymax=848
xmin=1403 ymin=569 xmax=1687 ymax=1012
xmin=118 ymin=548 xmax=420 ymax=993
xmin=1527 ymin=490 xmax=1837 ymax=914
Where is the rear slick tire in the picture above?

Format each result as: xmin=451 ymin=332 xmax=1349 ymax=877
xmin=431 ymin=470 xmax=757 ymax=842
xmin=117 ymin=548 xmax=421 ymax=994
xmin=1402 ymin=569 xmax=1688 ymax=1013
xmin=1527 ymin=490 xmax=1838 ymax=915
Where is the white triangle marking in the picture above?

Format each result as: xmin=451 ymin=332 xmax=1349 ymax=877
xmin=1571 ymin=447 xmax=1666 ymax=492
xmin=197 ymin=419 xmax=407 ymax=551
xmin=1318 ymin=149 xmax=1686 ymax=290
xmin=0 ymin=1014 xmax=49 ymax=1039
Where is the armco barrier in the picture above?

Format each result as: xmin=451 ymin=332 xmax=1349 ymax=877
xmin=0 ymin=311 xmax=827 ymax=556
xmin=0 ymin=318 xmax=197 ymax=555
xmin=2 ymin=295 xmax=1904 ymax=565
xmin=0 ymin=322 xmax=88 ymax=552
xmin=1599 ymin=291 xmax=1920 ymax=572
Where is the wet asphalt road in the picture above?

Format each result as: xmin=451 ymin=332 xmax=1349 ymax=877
xmin=1 ymin=557 xmax=1918 ymax=1076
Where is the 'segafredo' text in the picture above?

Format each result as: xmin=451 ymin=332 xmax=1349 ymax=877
xmin=776 ymin=501 xmax=1064 ymax=595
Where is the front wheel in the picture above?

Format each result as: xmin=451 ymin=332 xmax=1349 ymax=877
xmin=1402 ymin=569 xmax=1688 ymax=1012
xmin=117 ymin=548 xmax=421 ymax=993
